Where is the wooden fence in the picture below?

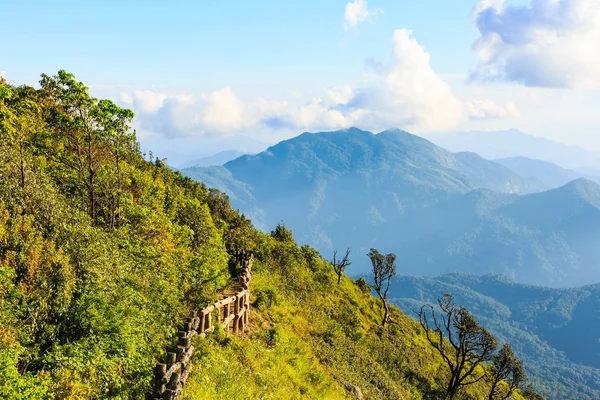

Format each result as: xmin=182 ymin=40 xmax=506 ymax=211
xmin=147 ymin=255 xmax=253 ymax=400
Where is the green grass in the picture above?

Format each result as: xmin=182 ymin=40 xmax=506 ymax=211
xmin=184 ymin=240 xmax=530 ymax=400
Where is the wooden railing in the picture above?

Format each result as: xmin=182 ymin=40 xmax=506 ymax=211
xmin=148 ymin=255 xmax=252 ymax=400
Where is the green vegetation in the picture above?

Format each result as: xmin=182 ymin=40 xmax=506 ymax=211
xmin=182 ymin=234 xmax=542 ymax=400
xmin=389 ymin=273 xmax=600 ymax=399
xmin=0 ymin=71 xmax=246 ymax=398
xmin=1 ymin=72 xmax=541 ymax=399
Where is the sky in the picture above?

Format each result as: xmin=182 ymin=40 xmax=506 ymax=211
xmin=2 ymin=0 xmax=600 ymax=157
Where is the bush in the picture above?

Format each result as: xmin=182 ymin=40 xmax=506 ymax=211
xmin=254 ymin=288 xmax=279 ymax=310
xmin=354 ymin=277 xmax=371 ymax=294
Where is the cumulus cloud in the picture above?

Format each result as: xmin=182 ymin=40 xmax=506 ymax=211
xmin=121 ymin=30 xmax=518 ymax=138
xmin=119 ymin=88 xmax=248 ymax=137
xmin=0 ymin=71 xmax=6 ymax=80
xmin=470 ymin=0 xmax=600 ymax=89
xmin=344 ymin=0 xmax=383 ymax=30
xmin=466 ymin=99 xmax=520 ymax=120
xmin=340 ymin=29 xmax=464 ymax=132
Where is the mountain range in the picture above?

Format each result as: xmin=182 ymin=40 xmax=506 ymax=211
xmin=425 ymin=129 xmax=600 ymax=170
xmin=141 ymin=134 xmax=270 ymax=169
xmin=388 ymin=273 xmax=600 ymax=400
xmin=179 ymin=150 xmax=246 ymax=168
xmin=181 ymin=127 xmax=600 ymax=287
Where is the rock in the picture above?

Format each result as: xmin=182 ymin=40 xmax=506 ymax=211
xmin=338 ymin=380 xmax=364 ymax=400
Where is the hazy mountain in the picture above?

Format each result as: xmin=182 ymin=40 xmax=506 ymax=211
xmin=389 ymin=273 xmax=600 ymax=400
xmin=139 ymin=135 xmax=270 ymax=168
xmin=494 ymin=156 xmax=584 ymax=188
xmin=181 ymin=128 xmax=600 ymax=287
xmin=180 ymin=150 xmax=246 ymax=168
xmin=425 ymin=129 xmax=600 ymax=170
xmin=390 ymin=179 xmax=600 ymax=287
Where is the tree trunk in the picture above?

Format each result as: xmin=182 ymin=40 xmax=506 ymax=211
xmin=447 ymin=373 xmax=459 ymax=399
xmin=382 ymin=299 xmax=390 ymax=327
xmin=18 ymin=137 xmax=26 ymax=190
xmin=87 ymin=129 xmax=95 ymax=220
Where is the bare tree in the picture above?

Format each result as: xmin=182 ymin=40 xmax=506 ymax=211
xmin=332 ymin=248 xmax=351 ymax=284
xmin=418 ymin=293 xmax=497 ymax=399
xmin=367 ymin=248 xmax=396 ymax=327
xmin=487 ymin=343 xmax=526 ymax=400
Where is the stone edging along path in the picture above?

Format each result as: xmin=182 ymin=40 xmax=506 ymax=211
xmin=147 ymin=255 xmax=253 ymax=400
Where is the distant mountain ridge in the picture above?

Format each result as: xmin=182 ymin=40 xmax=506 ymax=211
xmin=425 ymin=129 xmax=600 ymax=170
xmin=182 ymin=127 xmax=600 ymax=287
xmin=495 ymin=156 xmax=600 ymax=189
xmin=180 ymin=150 xmax=246 ymax=168
xmin=388 ymin=273 xmax=600 ymax=400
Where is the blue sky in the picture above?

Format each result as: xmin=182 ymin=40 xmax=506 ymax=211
xmin=2 ymin=0 xmax=599 ymax=154
xmin=3 ymin=1 xmax=482 ymax=87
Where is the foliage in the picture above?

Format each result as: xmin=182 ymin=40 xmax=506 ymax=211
xmin=354 ymin=277 xmax=371 ymax=294
xmin=0 ymin=72 xmax=537 ymax=400
xmin=0 ymin=72 xmax=235 ymax=399
xmin=389 ymin=273 xmax=596 ymax=399
xmin=183 ymin=235 xmax=532 ymax=400
xmin=488 ymin=344 xmax=526 ymax=400
xmin=368 ymin=248 xmax=397 ymax=327
xmin=270 ymin=222 xmax=294 ymax=242
xmin=418 ymin=293 xmax=498 ymax=399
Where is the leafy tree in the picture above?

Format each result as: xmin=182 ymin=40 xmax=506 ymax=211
xmin=0 ymin=71 xmax=233 ymax=398
xmin=331 ymin=247 xmax=351 ymax=284
xmin=354 ymin=277 xmax=371 ymax=294
xmin=487 ymin=343 xmax=526 ymax=400
xmin=0 ymin=83 xmax=45 ymax=195
xmin=224 ymin=213 xmax=257 ymax=267
xmin=39 ymin=70 xmax=134 ymax=223
xmin=418 ymin=293 xmax=498 ymax=399
xmin=271 ymin=222 xmax=294 ymax=242
xmin=92 ymin=99 xmax=136 ymax=228
xmin=523 ymin=385 xmax=546 ymax=400
xmin=367 ymin=248 xmax=396 ymax=327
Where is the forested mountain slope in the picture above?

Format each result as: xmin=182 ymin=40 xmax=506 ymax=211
xmin=0 ymin=72 xmax=541 ymax=399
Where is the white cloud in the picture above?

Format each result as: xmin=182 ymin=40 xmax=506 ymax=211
xmin=344 ymin=0 xmax=383 ymax=30
xmin=0 ymin=71 xmax=6 ymax=80
xmin=466 ymin=99 xmax=520 ymax=120
xmin=470 ymin=0 xmax=600 ymax=89
xmin=340 ymin=29 xmax=464 ymax=132
xmin=119 ymin=89 xmax=242 ymax=137
xmin=122 ymin=30 xmax=517 ymax=138
xmin=201 ymin=87 xmax=246 ymax=132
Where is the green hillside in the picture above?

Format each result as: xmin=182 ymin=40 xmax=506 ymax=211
xmin=388 ymin=273 xmax=600 ymax=399
xmin=0 ymin=72 xmax=542 ymax=399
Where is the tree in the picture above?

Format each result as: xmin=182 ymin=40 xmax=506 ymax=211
xmin=0 ymin=83 xmax=44 ymax=192
xmin=39 ymin=70 xmax=134 ymax=224
xmin=367 ymin=248 xmax=396 ymax=327
xmin=223 ymin=213 xmax=257 ymax=267
xmin=487 ymin=343 xmax=526 ymax=400
xmin=332 ymin=247 xmax=351 ymax=284
xmin=418 ymin=293 xmax=498 ymax=399
xmin=271 ymin=222 xmax=294 ymax=242
xmin=522 ymin=385 xmax=545 ymax=400
xmin=92 ymin=99 xmax=136 ymax=228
